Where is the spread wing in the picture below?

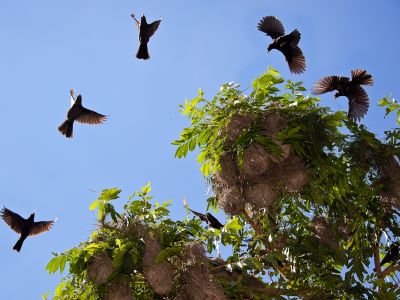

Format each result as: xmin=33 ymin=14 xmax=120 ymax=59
xmin=351 ymin=69 xmax=373 ymax=86
xmin=312 ymin=76 xmax=349 ymax=95
xmin=29 ymin=220 xmax=55 ymax=236
xmin=76 ymin=107 xmax=107 ymax=125
xmin=282 ymin=45 xmax=306 ymax=74
xmin=189 ymin=209 xmax=208 ymax=223
xmin=206 ymin=213 xmax=224 ymax=229
xmin=347 ymin=86 xmax=369 ymax=121
xmin=257 ymin=16 xmax=285 ymax=39
xmin=1 ymin=207 xmax=26 ymax=234
xmin=147 ymin=19 xmax=162 ymax=38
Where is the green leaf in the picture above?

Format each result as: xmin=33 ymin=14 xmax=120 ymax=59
xmin=156 ymin=246 xmax=182 ymax=263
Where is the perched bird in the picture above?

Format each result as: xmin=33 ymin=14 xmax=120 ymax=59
xmin=58 ymin=89 xmax=107 ymax=138
xmin=1 ymin=207 xmax=55 ymax=252
xmin=189 ymin=209 xmax=224 ymax=230
xmin=312 ymin=70 xmax=373 ymax=121
xmin=380 ymin=242 xmax=400 ymax=266
xmin=131 ymin=13 xmax=161 ymax=60
xmin=257 ymin=16 xmax=306 ymax=74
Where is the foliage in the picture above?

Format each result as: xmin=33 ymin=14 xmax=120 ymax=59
xmin=47 ymin=69 xmax=400 ymax=299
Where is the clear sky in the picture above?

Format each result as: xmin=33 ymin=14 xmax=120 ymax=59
xmin=0 ymin=0 xmax=399 ymax=298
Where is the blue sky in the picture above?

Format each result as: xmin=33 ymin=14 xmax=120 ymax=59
xmin=0 ymin=0 xmax=399 ymax=298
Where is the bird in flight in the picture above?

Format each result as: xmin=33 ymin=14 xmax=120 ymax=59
xmin=257 ymin=16 xmax=306 ymax=74
xmin=380 ymin=242 xmax=400 ymax=266
xmin=312 ymin=70 xmax=373 ymax=121
xmin=58 ymin=89 xmax=107 ymax=138
xmin=131 ymin=13 xmax=162 ymax=60
xmin=1 ymin=207 xmax=55 ymax=252
xmin=189 ymin=209 xmax=224 ymax=230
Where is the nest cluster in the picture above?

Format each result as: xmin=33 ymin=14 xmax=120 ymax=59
xmin=213 ymin=111 xmax=309 ymax=215
xmin=88 ymin=223 xmax=230 ymax=298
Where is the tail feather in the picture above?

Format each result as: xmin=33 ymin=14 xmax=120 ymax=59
xmin=13 ymin=237 xmax=24 ymax=252
xmin=351 ymin=70 xmax=373 ymax=86
xmin=136 ymin=43 xmax=150 ymax=60
xmin=58 ymin=120 xmax=73 ymax=138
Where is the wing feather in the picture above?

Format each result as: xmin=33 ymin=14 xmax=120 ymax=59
xmin=257 ymin=16 xmax=285 ymax=39
xmin=29 ymin=220 xmax=54 ymax=236
xmin=76 ymin=108 xmax=107 ymax=125
xmin=1 ymin=207 xmax=26 ymax=234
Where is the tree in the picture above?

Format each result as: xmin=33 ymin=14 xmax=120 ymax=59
xmin=45 ymin=69 xmax=400 ymax=299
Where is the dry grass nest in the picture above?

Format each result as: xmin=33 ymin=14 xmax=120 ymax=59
xmin=221 ymin=113 xmax=255 ymax=149
xmin=174 ymin=242 xmax=228 ymax=300
xmin=143 ymin=231 xmax=175 ymax=296
xmin=87 ymin=251 xmax=115 ymax=286
xmin=378 ymin=155 xmax=400 ymax=209
xmin=105 ymin=276 xmax=134 ymax=300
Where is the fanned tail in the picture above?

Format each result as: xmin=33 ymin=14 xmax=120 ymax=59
xmin=58 ymin=120 xmax=73 ymax=138
xmin=136 ymin=43 xmax=150 ymax=60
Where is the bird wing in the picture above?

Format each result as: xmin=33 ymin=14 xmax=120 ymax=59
xmin=189 ymin=209 xmax=208 ymax=223
xmin=282 ymin=45 xmax=306 ymax=74
xmin=205 ymin=213 xmax=224 ymax=229
xmin=147 ymin=19 xmax=162 ymax=38
xmin=1 ymin=207 xmax=26 ymax=234
xmin=76 ymin=108 xmax=107 ymax=125
xmin=351 ymin=69 xmax=373 ymax=86
xmin=312 ymin=76 xmax=348 ymax=95
xmin=29 ymin=220 xmax=54 ymax=236
xmin=347 ymin=86 xmax=369 ymax=121
xmin=257 ymin=16 xmax=285 ymax=39
xmin=130 ymin=14 xmax=140 ymax=29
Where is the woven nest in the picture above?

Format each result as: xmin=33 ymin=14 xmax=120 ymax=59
xmin=243 ymin=182 xmax=277 ymax=210
xmin=379 ymin=156 xmax=400 ymax=209
xmin=276 ymin=154 xmax=309 ymax=194
xmin=269 ymin=140 xmax=291 ymax=164
xmin=143 ymin=232 xmax=175 ymax=296
xmin=221 ymin=113 xmax=255 ymax=149
xmin=105 ymin=276 xmax=134 ymax=300
xmin=311 ymin=217 xmax=339 ymax=250
xmin=260 ymin=111 xmax=288 ymax=139
xmin=241 ymin=144 xmax=271 ymax=180
xmin=217 ymin=152 xmax=240 ymax=185
xmin=175 ymin=243 xmax=228 ymax=300
xmin=87 ymin=252 xmax=115 ymax=285
xmin=212 ymin=176 xmax=244 ymax=215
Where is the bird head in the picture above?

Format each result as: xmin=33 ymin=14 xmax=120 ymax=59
xmin=334 ymin=92 xmax=341 ymax=99
xmin=267 ymin=44 xmax=274 ymax=52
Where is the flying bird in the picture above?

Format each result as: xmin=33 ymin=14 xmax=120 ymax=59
xmin=380 ymin=242 xmax=400 ymax=266
xmin=189 ymin=209 xmax=224 ymax=230
xmin=257 ymin=16 xmax=306 ymax=74
xmin=312 ymin=70 xmax=373 ymax=121
xmin=131 ymin=13 xmax=161 ymax=60
xmin=58 ymin=89 xmax=107 ymax=138
xmin=1 ymin=207 xmax=55 ymax=252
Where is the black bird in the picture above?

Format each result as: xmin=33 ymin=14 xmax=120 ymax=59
xmin=189 ymin=209 xmax=224 ymax=230
xmin=131 ymin=13 xmax=161 ymax=60
xmin=380 ymin=242 xmax=400 ymax=266
xmin=257 ymin=16 xmax=306 ymax=74
xmin=58 ymin=89 xmax=107 ymax=138
xmin=312 ymin=70 xmax=373 ymax=121
xmin=1 ymin=207 xmax=55 ymax=252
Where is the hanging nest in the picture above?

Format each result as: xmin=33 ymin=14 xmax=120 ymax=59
xmin=243 ymin=182 xmax=277 ymax=210
xmin=269 ymin=140 xmax=291 ymax=164
xmin=260 ymin=111 xmax=288 ymax=139
xmin=143 ymin=232 xmax=175 ymax=296
xmin=87 ymin=252 xmax=115 ymax=286
xmin=221 ymin=113 xmax=255 ymax=149
xmin=217 ymin=152 xmax=240 ymax=185
xmin=240 ymin=144 xmax=271 ymax=180
xmin=212 ymin=176 xmax=244 ymax=215
xmin=275 ymin=154 xmax=309 ymax=194
xmin=311 ymin=217 xmax=339 ymax=250
xmin=379 ymin=155 xmax=400 ymax=209
xmin=175 ymin=242 xmax=228 ymax=300
xmin=105 ymin=276 xmax=134 ymax=300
